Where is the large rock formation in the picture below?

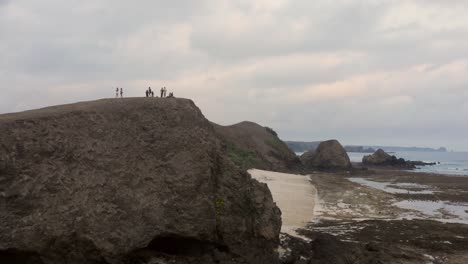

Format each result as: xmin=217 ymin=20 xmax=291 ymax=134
xmin=363 ymin=149 xmax=435 ymax=169
xmin=213 ymin=121 xmax=301 ymax=172
xmin=362 ymin=149 xmax=394 ymax=165
xmin=300 ymin=140 xmax=352 ymax=171
xmin=0 ymin=98 xmax=281 ymax=264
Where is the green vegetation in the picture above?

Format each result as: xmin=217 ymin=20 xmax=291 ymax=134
xmin=226 ymin=141 xmax=258 ymax=169
xmin=265 ymin=138 xmax=291 ymax=157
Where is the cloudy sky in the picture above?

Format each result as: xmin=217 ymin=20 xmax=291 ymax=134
xmin=1 ymin=0 xmax=467 ymax=150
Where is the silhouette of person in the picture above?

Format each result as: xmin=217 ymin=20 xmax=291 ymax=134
xmin=151 ymin=91 xmax=154 ymax=97
xmin=116 ymin=88 xmax=119 ymax=98
xmin=163 ymin=87 xmax=167 ymax=97
xmin=149 ymin=87 xmax=152 ymax=95
xmin=160 ymin=87 xmax=164 ymax=98
xmin=120 ymin=88 xmax=123 ymax=98
xmin=146 ymin=90 xmax=149 ymax=97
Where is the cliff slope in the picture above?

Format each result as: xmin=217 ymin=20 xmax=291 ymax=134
xmin=213 ymin=121 xmax=301 ymax=172
xmin=0 ymin=98 xmax=281 ymax=264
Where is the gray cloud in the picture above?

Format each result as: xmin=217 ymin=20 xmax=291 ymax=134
xmin=1 ymin=0 xmax=468 ymax=150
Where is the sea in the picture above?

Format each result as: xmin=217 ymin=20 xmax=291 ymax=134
xmin=295 ymin=151 xmax=468 ymax=176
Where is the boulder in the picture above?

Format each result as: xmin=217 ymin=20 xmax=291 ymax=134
xmin=362 ymin=149 xmax=394 ymax=165
xmin=0 ymin=98 xmax=281 ymax=264
xmin=300 ymin=140 xmax=352 ymax=170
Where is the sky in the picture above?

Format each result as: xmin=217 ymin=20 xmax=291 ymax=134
xmin=1 ymin=0 xmax=467 ymax=151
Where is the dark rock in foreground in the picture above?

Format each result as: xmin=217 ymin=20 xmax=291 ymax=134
xmin=300 ymin=140 xmax=352 ymax=171
xmin=0 ymin=98 xmax=281 ymax=264
xmin=363 ymin=149 xmax=436 ymax=169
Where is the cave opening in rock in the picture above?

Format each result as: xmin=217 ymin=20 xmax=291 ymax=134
xmin=0 ymin=248 xmax=44 ymax=264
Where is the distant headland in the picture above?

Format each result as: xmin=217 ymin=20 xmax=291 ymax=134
xmin=286 ymin=141 xmax=447 ymax=153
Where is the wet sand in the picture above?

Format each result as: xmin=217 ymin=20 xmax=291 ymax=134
xmin=304 ymin=169 xmax=468 ymax=263
xmin=251 ymin=168 xmax=468 ymax=263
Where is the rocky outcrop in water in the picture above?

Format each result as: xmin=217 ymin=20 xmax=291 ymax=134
xmin=0 ymin=98 xmax=281 ymax=264
xmin=363 ymin=149 xmax=436 ymax=169
xmin=300 ymin=140 xmax=352 ymax=171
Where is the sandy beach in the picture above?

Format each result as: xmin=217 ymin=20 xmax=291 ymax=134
xmin=249 ymin=169 xmax=318 ymax=236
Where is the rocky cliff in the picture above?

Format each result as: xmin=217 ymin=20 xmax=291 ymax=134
xmin=213 ymin=122 xmax=301 ymax=172
xmin=0 ymin=98 xmax=281 ymax=264
xmin=300 ymin=140 xmax=352 ymax=171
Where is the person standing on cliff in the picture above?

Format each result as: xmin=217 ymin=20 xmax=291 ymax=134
xmin=163 ymin=87 xmax=167 ymax=97
xmin=160 ymin=87 xmax=164 ymax=98
xmin=145 ymin=89 xmax=149 ymax=97
xmin=120 ymin=88 xmax=123 ymax=98
xmin=116 ymin=88 xmax=119 ymax=98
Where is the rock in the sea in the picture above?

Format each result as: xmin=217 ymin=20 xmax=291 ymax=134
xmin=362 ymin=149 xmax=435 ymax=168
xmin=362 ymin=149 xmax=395 ymax=165
xmin=300 ymin=140 xmax=352 ymax=170
xmin=0 ymin=98 xmax=281 ymax=264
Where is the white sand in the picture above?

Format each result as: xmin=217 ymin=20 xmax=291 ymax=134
xmin=248 ymin=169 xmax=318 ymax=236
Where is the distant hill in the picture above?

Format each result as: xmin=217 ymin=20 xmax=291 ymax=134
xmin=285 ymin=141 xmax=322 ymax=153
xmin=214 ymin=122 xmax=302 ymax=172
xmin=368 ymin=146 xmax=448 ymax=153
xmin=286 ymin=141 xmax=447 ymax=153
xmin=344 ymin=145 xmax=375 ymax=153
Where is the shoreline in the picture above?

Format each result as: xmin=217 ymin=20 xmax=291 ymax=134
xmin=249 ymin=169 xmax=320 ymax=238
xmin=251 ymin=167 xmax=468 ymax=263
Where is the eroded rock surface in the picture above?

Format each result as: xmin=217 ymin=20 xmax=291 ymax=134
xmin=363 ymin=149 xmax=435 ymax=169
xmin=0 ymin=98 xmax=281 ymax=264
xmin=300 ymin=140 xmax=351 ymax=171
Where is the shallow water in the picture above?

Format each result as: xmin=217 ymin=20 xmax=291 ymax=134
xmin=394 ymin=200 xmax=468 ymax=224
xmin=348 ymin=178 xmax=434 ymax=194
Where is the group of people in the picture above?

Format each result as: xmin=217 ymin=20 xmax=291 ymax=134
xmin=146 ymin=87 xmax=174 ymax=98
xmin=115 ymin=88 xmax=123 ymax=98
xmin=146 ymin=87 xmax=155 ymax=97
xmin=113 ymin=86 xmax=174 ymax=98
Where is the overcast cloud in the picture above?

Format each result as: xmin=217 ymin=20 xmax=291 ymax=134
xmin=1 ymin=0 xmax=467 ymax=150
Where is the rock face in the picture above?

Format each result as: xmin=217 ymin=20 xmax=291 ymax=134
xmin=300 ymin=140 xmax=352 ymax=170
xmin=363 ymin=149 xmax=435 ymax=169
xmin=362 ymin=149 xmax=394 ymax=165
xmin=213 ymin=121 xmax=301 ymax=172
xmin=0 ymin=98 xmax=281 ymax=264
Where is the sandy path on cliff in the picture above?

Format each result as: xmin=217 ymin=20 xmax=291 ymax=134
xmin=249 ymin=169 xmax=318 ymax=236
